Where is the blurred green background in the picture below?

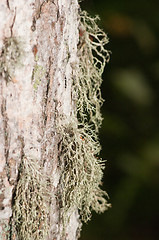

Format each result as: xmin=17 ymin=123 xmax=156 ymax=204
xmin=80 ymin=0 xmax=159 ymax=240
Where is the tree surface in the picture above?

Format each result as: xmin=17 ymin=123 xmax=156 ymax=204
xmin=0 ymin=0 xmax=110 ymax=239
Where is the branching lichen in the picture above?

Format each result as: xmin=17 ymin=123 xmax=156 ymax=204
xmin=59 ymin=124 xmax=109 ymax=224
xmin=76 ymin=10 xmax=110 ymax=132
xmin=59 ymin=10 xmax=111 ymax=226
xmin=12 ymin=158 xmax=51 ymax=240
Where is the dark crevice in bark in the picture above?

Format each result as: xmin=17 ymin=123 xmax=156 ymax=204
xmin=44 ymin=56 xmax=52 ymax=127
xmin=17 ymin=135 xmax=25 ymax=161
xmin=31 ymin=0 xmax=47 ymax=31
xmin=10 ymin=136 xmax=25 ymax=239
xmin=8 ymin=218 xmax=13 ymax=240
xmin=1 ymin=98 xmax=11 ymax=184
xmin=31 ymin=17 xmax=37 ymax=32
xmin=64 ymin=77 xmax=67 ymax=89
xmin=41 ymin=57 xmax=52 ymax=167
xmin=10 ymin=8 xmax=16 ymax=37
xmin=10 ymin=136 xmax=25 ymax=203
xmin=6 ymin=0 xmax=10 ymax=10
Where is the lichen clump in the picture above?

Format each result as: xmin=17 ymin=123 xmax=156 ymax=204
xmin=59 ymin=124 xmax=108 ymax=223
xmin=12 ymin=158 xmax=51 ymax=239
xmin=0 ymin=37 xmax=23 ymax=82
xmin=59 ymin=10 xmax=110 ymax=224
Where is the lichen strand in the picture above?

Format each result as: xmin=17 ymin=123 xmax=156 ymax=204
xmin=60 ymin=11 xmax=110 ymax=225
xmin=76 ymin=11 xmax=110 ymax=132
xmin=12 ymin=158 xmax=51 ymax=240
xmin=0 ymin=37 xmax=23 ymax=82
xmin=59 ymin=124 xmax=108 ymax=223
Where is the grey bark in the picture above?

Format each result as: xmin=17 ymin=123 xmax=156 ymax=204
xmin=0 ymin=0 xmax=80 ymax=239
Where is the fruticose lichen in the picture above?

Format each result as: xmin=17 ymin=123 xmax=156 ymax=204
xmin=10 ymin=9 xmax=110 ymax=240
xmin=12 ymin=158 xmax=51 ymax=239
xmin=59 ymin=10 xmax=111 ymax=225
xmin=58 ymin=123 xmax=108 ymax=223
xmin=0 ymin=37 xmax=23 ymax=82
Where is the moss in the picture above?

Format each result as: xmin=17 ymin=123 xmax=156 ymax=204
xmin=0 ymin=37 xmax=23 ymax=82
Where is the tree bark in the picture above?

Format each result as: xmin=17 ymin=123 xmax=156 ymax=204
xmin=0 ymin=0 xmax=110 ymax=239
xmin=0 ymin=0 xmax=80 ymax=239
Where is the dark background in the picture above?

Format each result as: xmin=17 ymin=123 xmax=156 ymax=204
xmin=80 ymin=0 xmax=159 ymax=240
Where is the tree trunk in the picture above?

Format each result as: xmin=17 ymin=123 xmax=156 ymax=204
xmin=0 ymin=0 xmax=110 ymax=239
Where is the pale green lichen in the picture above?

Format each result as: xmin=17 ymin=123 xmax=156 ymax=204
xmin=0 ymin=37 xmax=23 ymax=82
xmin=59 ymin=10 xmax=111 ymax=226
xmin=76 ymin=10 xmax=110 ymax=132
xmin=0 ymin=220 xmax=10 ymax=240
xmin=12 ymin=158 xmax=51 ymax=240
xmin=59 ymin=123 xmax=109 ymax=224
xmin=32 ymin=55 xmax=46 ymax=90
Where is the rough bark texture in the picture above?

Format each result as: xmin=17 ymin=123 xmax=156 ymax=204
xmin=0 ymin=0 xmax=80 ymax=239
xmin=0 ymin=0 xmax=110 ymax=239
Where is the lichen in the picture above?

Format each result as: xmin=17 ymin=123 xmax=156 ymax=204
xmin=58 ymin=123 xmax=109 ymax=223
xmin=10 ymin=9 xmax=110 ymax=240
xmin=12 ymin=158 xmax=51 ymax=240
xmin=76 ymin=10 xmax=110 ymax=132
xmin=32 ymin=55 xmax=45 ymax=90
xmin=0 ymin=220 xmax=10 ymax=240
xmin=0 ymin=37 xmax=23 ymax=82
xmin=59 ymin=10 xmax=111 ymax=226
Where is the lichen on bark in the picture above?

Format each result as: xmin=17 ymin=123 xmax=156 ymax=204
xmin=0 ymin=1 xmax=110 ymax=239
xmin=0 ymin=37 xmax=24 ymax=83
xmin=12 ymin=157 xmax=51 ymax=239
xmin=59 ymin=10 xmax=111 ymax=227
